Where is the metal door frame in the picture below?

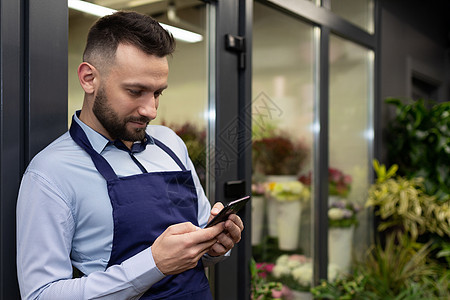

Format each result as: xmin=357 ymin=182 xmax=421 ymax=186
xmin=0 ymin=0 xmax=67 ymax=298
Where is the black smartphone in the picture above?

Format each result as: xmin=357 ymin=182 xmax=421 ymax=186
xmin=205 ymin=196 xmax=250 ymax=228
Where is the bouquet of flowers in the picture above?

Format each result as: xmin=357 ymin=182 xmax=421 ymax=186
xmin=328 ymin=199 xmax=362 ymax=228
xmin=328 ymin=168 xmax=352 ymax=197
xmin=267 ymin=254 xmax=339 ymax=291
xmin=267 ymin=181 xmax=310 ymax=202
xmin=298 ymin=168 xmax=352 ymax=198
xmin=252 ymin=133 xmax=309 ymax=176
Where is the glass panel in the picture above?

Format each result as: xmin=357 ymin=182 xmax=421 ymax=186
xmin=330 ymin=0 xmax=374 ymax=33
xmin=328 ymin=34 xmax=373 ymax=275
xmin=252 ymin=1 xmax=315 ymax=296
xmin=68 ymin=0 xmax=209 ymax=188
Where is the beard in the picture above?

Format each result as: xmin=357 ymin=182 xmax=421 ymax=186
xmin=92 ymin=88 xmax=150 ymax=142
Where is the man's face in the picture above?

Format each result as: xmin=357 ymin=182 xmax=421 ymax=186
xmin=93 ymin=44 xmax=169 ymax=143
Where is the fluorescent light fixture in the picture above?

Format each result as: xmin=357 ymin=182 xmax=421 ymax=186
xmin=68 ymin=0 xmax=116 ymax=17
xmin=159 ymin=23 xmax=203 ymax=43
xmin=68 ymin=0 xmax=203 ymax=43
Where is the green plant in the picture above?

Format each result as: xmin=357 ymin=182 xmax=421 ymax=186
xmin=372 ymin=159 xmax=398 ymax=183
xmin=310 ymin=274 xmax=375 ymax=299
xmin=385 ymin=98 xmax=450 ymax=201
xmin=311 ymin=233 xmax=449 ymax=299
xmin=311 ymin=160 xmax=449 ymax=298
xmin=366 ymin=160 xmax=450 ymax=240
xmin=436 ymin=240 xmax=450 ymax=265
xmin=360 ymin=232 xmax=437 ymax=297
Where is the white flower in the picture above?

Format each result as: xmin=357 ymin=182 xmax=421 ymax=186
xmin=287 ymin=259 xmax=302 ymax=270
xmin=291 ymin=262 xmax=313 ymax=286
xmin=328 ymin=207 xmax=345 ymax=220
xmin=272 ymin=264 xmax=291 ymax=278
xmin=275 ymin=254 xmax=290 ymax=266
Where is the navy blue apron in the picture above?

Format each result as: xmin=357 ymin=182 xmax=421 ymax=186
xmin=70 ymin=116 xmax=212 ymax=300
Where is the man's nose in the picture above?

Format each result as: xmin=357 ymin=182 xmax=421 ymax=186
xmin=138 ymin=96 xmax=157 ymax=120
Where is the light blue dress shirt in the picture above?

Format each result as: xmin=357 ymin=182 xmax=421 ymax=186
xmin=16 ymin=113 xmax=224 ymax=300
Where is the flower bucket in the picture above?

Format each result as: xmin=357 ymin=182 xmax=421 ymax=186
xmin=265 ymin=175 xmax=298 ymax=237
xmin=328 ymin=225 xmax=355 ymax=272
xmin=277 ymin=200 xmax=302 ymax=250
xmin=267 ymin=196 xmax=279 ymax=237
xmin=251 ymin=195 xmax=265 ymax=245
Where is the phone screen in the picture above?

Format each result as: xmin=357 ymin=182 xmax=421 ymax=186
xmin=205 ymin=196 xmax=250 ymax=228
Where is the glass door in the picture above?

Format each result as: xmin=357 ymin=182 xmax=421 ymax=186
xmin=251 ymin=0 xmax=375 ymax=297
xmin=252 ymin=1 xmax=316 ymax=295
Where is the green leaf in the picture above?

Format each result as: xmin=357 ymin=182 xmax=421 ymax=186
xmin=386 ymin=164 xmax=399 ymax=178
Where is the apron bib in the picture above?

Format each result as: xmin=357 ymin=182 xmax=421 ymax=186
xmin=70 ymin=117 xmax=212 ymax=300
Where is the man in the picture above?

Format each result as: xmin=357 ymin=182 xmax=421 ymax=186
xmin=16 ymin=11 xmax=244 ymax=299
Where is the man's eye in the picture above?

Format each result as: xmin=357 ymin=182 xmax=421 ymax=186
xmin=155 ymin=91 xmax=163 ymax=98
xmin=128 ymin=89 xmax=142 ymax=96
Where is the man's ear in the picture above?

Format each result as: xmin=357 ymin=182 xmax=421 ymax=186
xmin=78 ymin=62 xmax=98 ymax=94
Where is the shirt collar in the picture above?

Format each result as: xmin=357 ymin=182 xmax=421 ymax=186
xmin=73 ymin=111 xmax=154 ymax=154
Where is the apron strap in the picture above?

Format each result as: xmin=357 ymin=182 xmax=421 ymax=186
xmin=69 ymin=113 xmax=188 ymax=179
xmin=153 ymin=138 xmax=187 ymax=171
xmin=69 ymin=116 xmax=118 ymax=181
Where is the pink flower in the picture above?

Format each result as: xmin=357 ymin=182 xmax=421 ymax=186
xmin=271 ymin=289 xmax=283 ymax=298
xmin=255 ymin=262 xmax=275 ymax=277
xmin=265 ymin=263 xmax=275 ymax=273
xmin=271 ymin=285 xmax=294 ymax=300
xmin=298 ymin=173 xmax=312 ymax=185
xmin=252 ymin=183 xmax=266 ymax=195
xmin=289 ymin=254 xmax=308 ymax=264
xmin=343 ymin=175 xmax=352 ymax=184
xmin=256 ymin=263 xmax=265 ymax=270
xmin=329 ymin=168 xmax=342 ymax=182
xmin=281 ymin=285 xmax=294 ymax=300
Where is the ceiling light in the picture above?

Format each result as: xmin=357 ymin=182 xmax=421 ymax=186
xmin=68 ymin=0 xmax=116 ymax=17
xmin=68 ymin=0 xmax=203 ymax=43
xmin=159 ymin=23 xmax=203 ymax=43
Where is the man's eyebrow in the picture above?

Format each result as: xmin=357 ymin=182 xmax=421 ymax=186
xmin=122 ymin=83 xmax=168 ymax=91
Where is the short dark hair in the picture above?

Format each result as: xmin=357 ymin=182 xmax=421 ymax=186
xmin=83 ymin=11 xmax=176 ymax=69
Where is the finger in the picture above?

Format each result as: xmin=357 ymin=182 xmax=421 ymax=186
xmin=211 ymin=202 xmax=224 ymax=215
xmin=167 ymin=222 xmax=199 ymax=235
xmin=209 ymin=241 xmax=228 ymax=256
xmin=224 ymin=221 xmax=242 ymax=243
xmin=208 ymin=202 xmax=225 ymax=222
xmin=226 ymin=214 xmax=244 ymax=231
xmin=215 ymin=233 xmax=235 ymax=250
xmin=187 ymin=223 xmax=223 ymax=244
xmin=192 ymin=238 xmax=219 ymax=259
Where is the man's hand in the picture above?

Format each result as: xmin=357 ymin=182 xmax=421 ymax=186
xmin=206 ymin=202 xmax=244 ymax=257
xmin=151 ymin=222 xmax=223 ymax=275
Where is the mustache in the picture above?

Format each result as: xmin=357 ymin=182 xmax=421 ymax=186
xmin=125 ymin=116 xmax=150 ymax=124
